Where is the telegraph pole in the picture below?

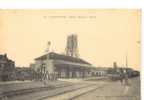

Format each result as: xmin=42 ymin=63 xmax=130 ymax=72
xmin=45 ymin=41 xmax=51 ymax=80
xmin=126 ymin=52 xmax=128 ymax=68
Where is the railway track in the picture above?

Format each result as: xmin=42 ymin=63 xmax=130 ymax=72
xmin=0 ymin=81 xmax=109 ymax=100
xmin=40 ymin=83 xmax=108 ymax=100
xmin=68 ymin=85 xmax=106 ymax=100
xmin=38 ymin=83 xmax=98 ymax=100
xmin=0 ymin=82 xmax=73 ymax=99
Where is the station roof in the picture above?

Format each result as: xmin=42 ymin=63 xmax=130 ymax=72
xmin=35 ymin=52 xmax=91 ymax=65
xmin=92 ymin=67 xmax=109 ymax=71
xmin=53 ymin=60 xmax=95 ymax=69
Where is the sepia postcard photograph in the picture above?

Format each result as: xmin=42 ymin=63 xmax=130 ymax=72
xmin=0 ymin=9 xmax=141 ymax=100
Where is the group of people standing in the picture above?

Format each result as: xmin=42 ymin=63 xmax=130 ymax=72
xmin=119 ymin=70 xmax=129 ymax=85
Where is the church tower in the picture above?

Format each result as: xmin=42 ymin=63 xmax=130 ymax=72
xmin=65 ymin=34 xmax=79 ymax=58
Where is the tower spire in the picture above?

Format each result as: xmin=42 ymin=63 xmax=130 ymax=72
xmin=45 ymin=41 xmax=51 ymax=53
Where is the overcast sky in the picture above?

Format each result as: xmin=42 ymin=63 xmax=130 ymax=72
xmin=0 ymin=9 xmax=141 ymax=70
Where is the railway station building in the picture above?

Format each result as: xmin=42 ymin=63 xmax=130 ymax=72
xmin=33 ymin=52 xmax=95 ymax=80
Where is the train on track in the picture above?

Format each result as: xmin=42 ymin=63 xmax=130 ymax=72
xmin=107 ymin=67 xmax=140 ymax=81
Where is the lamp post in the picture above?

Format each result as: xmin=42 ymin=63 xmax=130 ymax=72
xmin=40 ymin=62 xmax=46 ymax=81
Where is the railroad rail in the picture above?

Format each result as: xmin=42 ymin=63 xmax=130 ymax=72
xmin=39 ymin=83 xmax=108 ymax=100
xmin=0 ymin=83 xmax=73 ymax=99
xmin=0 ymin=81 xmax=109 ymax=100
